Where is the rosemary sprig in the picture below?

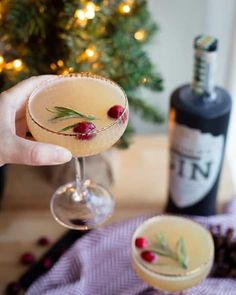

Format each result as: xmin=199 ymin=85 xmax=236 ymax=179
xmin=152 ymin=234 xmax=188 ymax=269
xmin=176 ymin=237 xmax=188 ymax=269
xmin=46 ymin=106 xmax=97 ymax=121
xmin=59 ymin=123 xmax=79 ymax=132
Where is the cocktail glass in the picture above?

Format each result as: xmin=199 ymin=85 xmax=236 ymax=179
xmin=27 ymin=73 xmax=128 ymax=230
xmin=132 ymin=216 xmax=214 ymax=293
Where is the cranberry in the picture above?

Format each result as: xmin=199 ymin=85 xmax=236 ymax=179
xmin=107 ymin=105 xmax=126 ymax=121
xmin=42 ymin=257 xmax=53 ymax=269
xmin=141 ymin=251 xmax=157 ymax=263
xmin=5 ymin=282 xmax=21 ymax=295
xmin=73 ymin=121 xmax=96 ymax=140
xmin=20 ymin=252 xmax=36 ymax=265
xmin=37 ymin=236 xmax=50 ymax=246
xmin=135 ymin=237 xmax=148 ymax=249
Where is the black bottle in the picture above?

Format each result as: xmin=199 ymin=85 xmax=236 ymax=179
xmin=165 ymin=35 xmax=232 ymax=216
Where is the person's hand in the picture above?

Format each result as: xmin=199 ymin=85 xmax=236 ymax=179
xmin=0 ymin=76 xmax=72 ymax=166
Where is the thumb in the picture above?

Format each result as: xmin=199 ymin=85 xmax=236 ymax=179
xmin=10 ymin=136 xmax=72 ymax=166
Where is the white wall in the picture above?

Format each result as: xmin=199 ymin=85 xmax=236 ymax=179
xmin=134 ymin=0 xmax=235 ymax=134
xmin=133 ymin=0 xmax=236 ymax=187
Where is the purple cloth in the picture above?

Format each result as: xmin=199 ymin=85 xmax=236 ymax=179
xmin=27 ymin=203 xmax=236 ymax=295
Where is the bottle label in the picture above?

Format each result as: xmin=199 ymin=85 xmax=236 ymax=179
xmin=169 ymin=122 xmax=224 ymax=208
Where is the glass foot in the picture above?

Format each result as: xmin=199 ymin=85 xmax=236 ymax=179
xmin=50 ymin=180 xmax=115 ymax=230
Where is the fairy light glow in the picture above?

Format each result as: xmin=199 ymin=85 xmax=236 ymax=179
xmin=85 ymin=9 xmax=95 ymax=19
xmin=57 ymin=60 xmax=64 ymax=67
xmin=13 ymin=59 xmax=23 ymax=70
xmin=85 ymin=48 xmax=95 ymax=58
xmin=119 ymin=3 xmax=131 ymax=14
xmin=0 ymin=56 xmax=4 ymax=64
xmin=74 ymin=9 xmax=86 ymax=21
xmin=85 ymin=2 xmax=96 ymax=19
xmin=50 ymin=63 xmax=57 ymax=71
xmin=134 ymin=29 xmax=146 ymax=41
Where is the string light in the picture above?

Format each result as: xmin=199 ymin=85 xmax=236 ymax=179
xmin=61 ymin=68 xmax=70 ymax=75
xmin=74 ymin=2 xmax=98 ymax=27
xmin=50 ymin=63 xmax=57 ymax=71
xmin=134 ymin=29 xmax=146 ymax=41
xmin=141 ymin=77 xmax=147 ymax=84
xmin=0 ymin=56 xmax=4 ymax=72
xmin=0 ymin=3 xmax=4 ymax=20
xmin=85 ymin=9 xmax=95 ymax=19
xmin=86 ymin=2 xmax=97 ymax=12
xmin=74 ymin=9 xmax=86 ymax=21
xmin=85 ymin=45 xmax=98 ymax=61
xmin=4 ymin=59 xmax=24 ymax=71
xmin=85 ymin=2 xmax=96 ymax=19
xmin=57 ymin=59 xmax=64 ymax=67
xmin=13 ymin=59 xmax=23 ymax=71
xmin=5 ymin=62 xmax=13 ymax=70
xmin=77 ymin=46 xmax=98 ymax=63
xmin=92 ymin=62 xmax=102 ymax=70
xmin=119 ymin=2 xmax=131 ymax=14
xmin=68 ymin=67 xmax=74 ymax=72
xmin=85 ymin=48 xmax=95 ymax=58
xmin=0 ymin=56 xmax=4 ymax=65
xmin=74 ymin=9 xmax=87 ymax=27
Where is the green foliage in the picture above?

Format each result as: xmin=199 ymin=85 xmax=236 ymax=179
xmin=0 ymin=0 xmax=164 ymax=147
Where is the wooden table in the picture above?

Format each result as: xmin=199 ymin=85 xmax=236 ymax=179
xmin=0 ymin=135 xmax=234 ymax=292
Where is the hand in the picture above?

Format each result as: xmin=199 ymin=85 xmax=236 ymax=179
xmin=0 ymin=76 xmax=72 ymax=166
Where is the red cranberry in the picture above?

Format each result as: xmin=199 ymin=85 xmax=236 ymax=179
xmin=20 ymin=252 xmax=36 ymax=265
xmin=107 ymin=105 xmax=126 ymax=121
xmin=5 ymin=282 xmax=21 ymax=295
xmin=42 ymin=257 xmax=53 ymax=269
xmin=135 ymin=237 xmax=148 ymax=249
xmin=73 ymin=121 xmax=96 ymax=140
xmin=141 ymin=251 xmax=157 ymax=263
xmin=37 ymin=236 xmax=50 ymax=246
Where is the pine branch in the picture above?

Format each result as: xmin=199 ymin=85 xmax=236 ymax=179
xmin=0 ymin=0 xmax=165 ymax=149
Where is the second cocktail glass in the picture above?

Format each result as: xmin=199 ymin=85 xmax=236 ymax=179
xmin=27 ymin=73 xmax=128 ymax=230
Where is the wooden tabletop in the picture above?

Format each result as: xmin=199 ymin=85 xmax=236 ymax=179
xmin=0 ymin=135 xmax=234 ymax=292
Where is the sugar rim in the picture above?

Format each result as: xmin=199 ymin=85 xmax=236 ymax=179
xmin=27 ymin=72 xmax=128 ymax=137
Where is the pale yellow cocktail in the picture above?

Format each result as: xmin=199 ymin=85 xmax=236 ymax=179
xmin=27 ymin=73 xmax=128 ymax=157
xmin=132 ymin=216 xmax=214 ymax=292
xmin=27 ymin=73 xmax=128 ymax=230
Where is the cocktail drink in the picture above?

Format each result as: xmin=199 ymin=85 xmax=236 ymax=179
xmin=132 ymin=216 xmax=214 ymax=292
xmin=27 ymin=73 xmax=128 ymax=230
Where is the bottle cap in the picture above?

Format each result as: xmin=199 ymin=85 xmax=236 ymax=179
xmin=194 ymin=35 xmax=218 ymax=52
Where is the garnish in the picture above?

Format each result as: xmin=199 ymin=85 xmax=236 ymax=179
xmin=73 ymin=121 xmax=96 ymax=140
xmin=46 ymin=106 xmax=97 ymax=121
xmin=107 ymin=104 xmax=127 ymax=123
xmin=59 ymin=123 xmax=79 ymax=132
xmin=135 ymin=237 xmax=149 ymax=249
xmin=136 ymin=234 xmax=189 ymax=269
xmin=176 ymin=237 xmax=188 ymax=269
xmin=141 ymin=251 xmax=157 ymax=263
xmin=20 ymin=252 xmax=36 ymax=265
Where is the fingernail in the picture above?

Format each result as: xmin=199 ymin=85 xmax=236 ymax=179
xmin=54 ymin=147 xmax=72 ymax=163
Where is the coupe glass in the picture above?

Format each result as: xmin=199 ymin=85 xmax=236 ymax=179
xmin=132 ymin=216 xmax=214 ymax=293
xmin=26 ymin=73 xmax=128 ymax=230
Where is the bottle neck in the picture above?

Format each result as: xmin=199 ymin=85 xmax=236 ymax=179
xmin=192 ymin=49 xmax=217 ymax=100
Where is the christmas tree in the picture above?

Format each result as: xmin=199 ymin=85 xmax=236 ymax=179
xmin=0 ymin=0 xmax=163 ymax=148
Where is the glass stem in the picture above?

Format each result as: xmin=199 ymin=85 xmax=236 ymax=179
xmin=74 ymin=157 xmax=86 ymax=201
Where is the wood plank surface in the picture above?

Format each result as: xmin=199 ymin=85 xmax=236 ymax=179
xmin=0 ymin=135 xmax=234 ymax=292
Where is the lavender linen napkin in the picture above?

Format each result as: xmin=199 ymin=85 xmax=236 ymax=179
xmin=27 ymin=207 xmax=236 ymax=295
